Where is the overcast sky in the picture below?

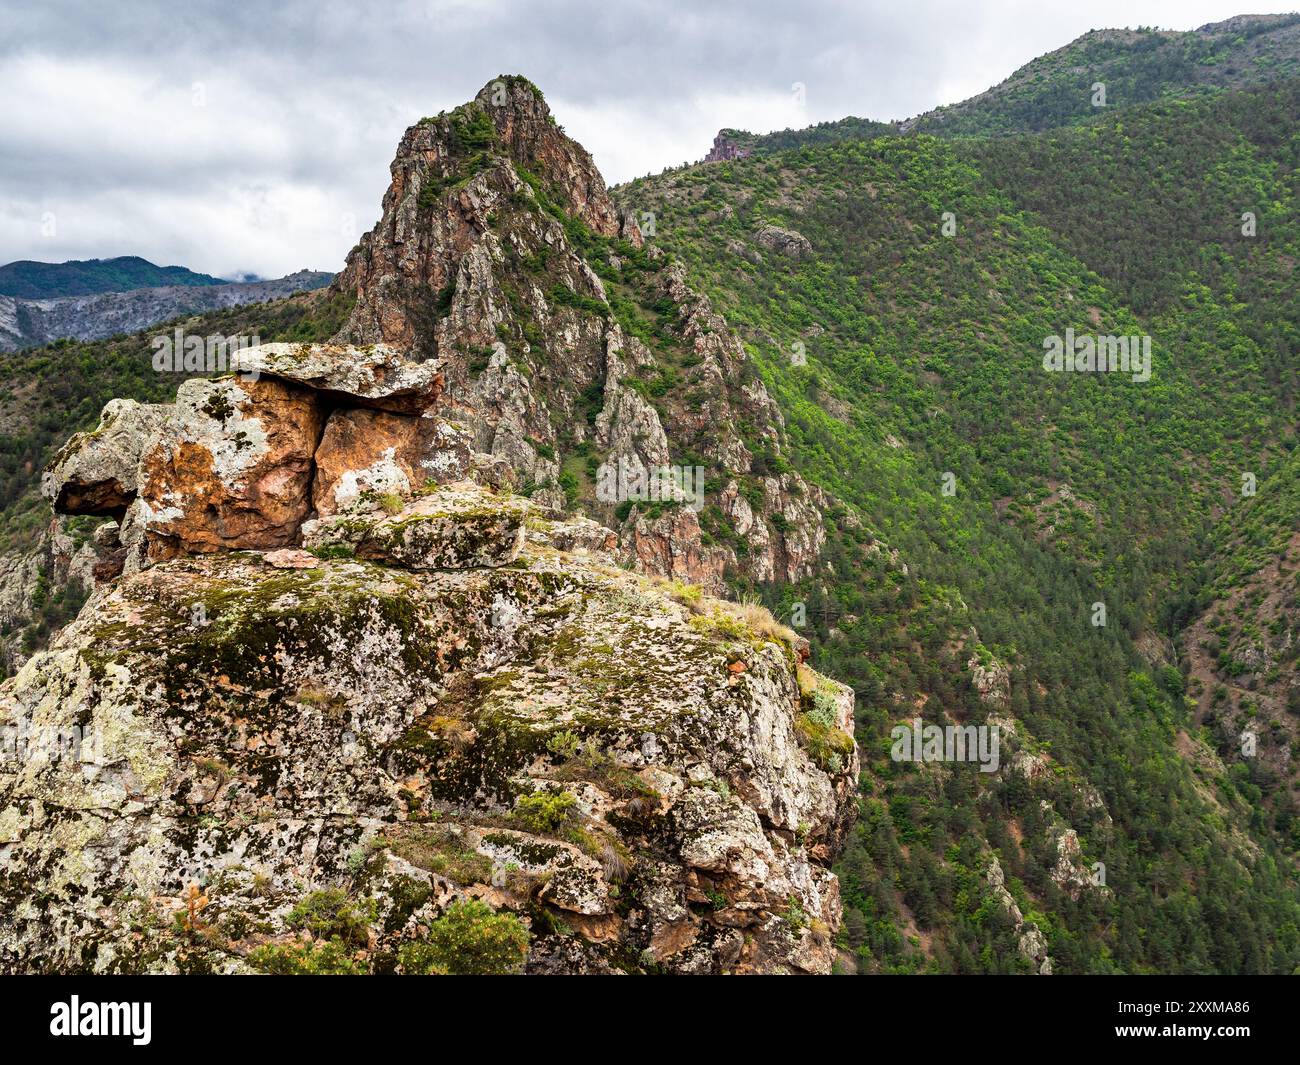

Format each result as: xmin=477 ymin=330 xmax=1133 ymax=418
xmin=0 ymin=0 xmax=1291 ymax=279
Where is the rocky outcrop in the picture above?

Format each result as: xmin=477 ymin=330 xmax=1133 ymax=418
xmin=986 ymin=856 xmax=1052 ymax=975
xmin=0 ymin=483 xmax=857 ymax=975
xmin=704 ymin=131 xmax=753 ymax=163
xmin=31 ymin=76 xmax=833 ymax=616
xmin=302 ymin=485 xmax=529 ymax=570
xmin=0 ymin=550 xmax=46 ymax=673
xmin=234 ymin=342 xmax=443 ymax=414
xmin=755 ymin=225 xmax=813 ymax=260
xmin=967 ymin=643 xmax=1011 ymax=709
xmin=41 ymin=399 xmax=169 ymax=516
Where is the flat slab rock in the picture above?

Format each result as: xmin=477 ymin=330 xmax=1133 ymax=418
xmin=302 ymin=484 xmax=529 ymax=570
xmin=235 ymin=342 xmax=443 ymax=413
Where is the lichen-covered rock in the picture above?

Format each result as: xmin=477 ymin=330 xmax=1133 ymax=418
xmin=0 ymin=486 xmax=857 ymax=974
xmin=529 ymin=510 xmax=618 ymax=558
xmin=134 ymin=376 xmax=324 ymax=558
xmin=235 ymin=342 xmax=443 ymax=413
xmin=0 ymin=548 xmax=47 ymax=673
xmin=42 ymin=398 xmax=170 ymax=515
xmin=303 ymin=484 xmax=528 ymax=570
xmin=4 ymin=78 xmax=864 ymax=977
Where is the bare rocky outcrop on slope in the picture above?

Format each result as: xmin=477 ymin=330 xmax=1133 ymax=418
xmin=754 ymin=224 xmax=813 ymax=260
xmin=704 ymin=131 xmax=753 ymax=163
xmin=7 ymin=421 xmax=858 ymax=973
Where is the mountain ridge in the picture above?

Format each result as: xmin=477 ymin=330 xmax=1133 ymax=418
xmin=0 ymin=255 xmax=226 ymax=299
xmin=692 ymin=12 xmax=1300 ymax=160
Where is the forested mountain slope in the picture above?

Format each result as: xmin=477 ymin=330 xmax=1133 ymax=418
xmin=907 ymin=13 xmax=1300 ymax=136
xmin=961 ymin=79 xmax=1300 ymax=841
xmin=0 ymin=256 xmax=226 ymax=299
xmin=715 ymin=14 xmax=1300 ymax=156
xmin=615 ymin=73 xmax=1300 ymax=972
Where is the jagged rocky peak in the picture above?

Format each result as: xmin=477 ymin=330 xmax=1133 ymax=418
xmin=333 ymin=74 xmax=638 ymax=356
xmin=468 ymin=76 xmax=628 ymax=238
xmin=329 ymin=75 xmax=832 ymax=594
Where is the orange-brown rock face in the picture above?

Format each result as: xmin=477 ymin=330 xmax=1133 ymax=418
xmin=625 ymin=509 xmax=729 ymax=595
xmin=312 ymin=406 xmax=482 ymax=516
xmin=312 ymin=408 xmax=427 ymax=516
xmin=135 ymin=376 xmax=324 ymax=558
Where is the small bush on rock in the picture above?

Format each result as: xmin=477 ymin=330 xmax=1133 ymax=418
xmin=398 ymin=900 xmax=529 ymax=975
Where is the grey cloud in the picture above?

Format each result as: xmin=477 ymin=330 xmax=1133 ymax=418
xmin=0 ymin=0 xmax=1258 ymax=277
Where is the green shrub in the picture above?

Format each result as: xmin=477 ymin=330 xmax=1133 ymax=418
xmin=398 ymin=900 xmax=529 ymax=975
xmin=513 ymin=790 xmax=577 ymax=833
xmin=248 ymin=938 xmax=364 ymax=975
xmin=285 ymin=889 xmax=375 ymax=947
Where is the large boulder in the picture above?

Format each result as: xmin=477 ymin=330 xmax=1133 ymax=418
xmin=755 ymin=224 xmax=813 ymax=260
xmin=235 ymin=342 xmax=443 ymax=413
xmin=132 ymin=376 xmax=324 ymax=558
xmin=41 ymin=399 xmax=170 ymax=515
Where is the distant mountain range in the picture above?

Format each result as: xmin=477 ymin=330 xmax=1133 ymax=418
xmin=0 ymin=255 xmax=230 ymax=299
xmin=0 ymin=263 xmax=333 ymax=352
